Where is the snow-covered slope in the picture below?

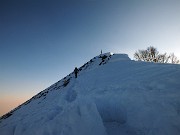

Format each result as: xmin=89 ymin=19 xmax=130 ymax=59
xmin=1 ymin=52 xmax=180 ymax=135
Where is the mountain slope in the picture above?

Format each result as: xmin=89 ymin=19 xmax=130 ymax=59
xmin=1 ymin=53 xmax=180 ymax=135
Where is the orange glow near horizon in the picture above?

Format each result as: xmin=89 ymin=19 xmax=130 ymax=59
xmin=0 ymin=80 xmax=48 ymax=117
xmin=0 ymin=94 xmax=32 ymax=116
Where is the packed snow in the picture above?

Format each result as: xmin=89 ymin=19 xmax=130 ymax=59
xmin=1 ymin=52 xmax=180 ymax=135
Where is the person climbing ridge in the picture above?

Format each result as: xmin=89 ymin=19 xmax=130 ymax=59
xmin=74 ymin=67 xmax=79 ymax=78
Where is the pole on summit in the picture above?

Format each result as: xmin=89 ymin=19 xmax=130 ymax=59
xmin=101 ymin=50 xmax=102 ymax=54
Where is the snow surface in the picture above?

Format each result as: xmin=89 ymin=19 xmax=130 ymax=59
xmin=1 ymin=52 xmax=180 ymax=135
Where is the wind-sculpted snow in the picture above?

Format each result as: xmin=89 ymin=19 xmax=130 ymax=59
xmin=0 ymin=97 xmax=107 ymax=135
xmin=1 ymin=53 xmax=180 ymax=135
xmin=95 ymin=97 xmax=127 ymax=123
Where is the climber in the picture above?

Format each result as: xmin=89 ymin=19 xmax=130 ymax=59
xmin=74 ymin=67 xmax=79 ymax=78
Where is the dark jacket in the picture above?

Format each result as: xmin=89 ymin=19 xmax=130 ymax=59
xmin=74 ymin=67 xmax=78 ymax=74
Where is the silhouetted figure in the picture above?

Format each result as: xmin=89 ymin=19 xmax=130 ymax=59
xmin=101 ymin=50 xmax=102 ymax=54
xmin=74 ymin=67 xmax=79 ymax=78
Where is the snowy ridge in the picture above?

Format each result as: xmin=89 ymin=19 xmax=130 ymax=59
xmin=0 ymin=52 xmax=115 ymax=120
xmin=1 ymin=53 xmax=180 ymax=135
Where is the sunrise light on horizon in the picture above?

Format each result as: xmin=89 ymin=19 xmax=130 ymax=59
xmin=1 ymin=0 xmax=180 ymax=116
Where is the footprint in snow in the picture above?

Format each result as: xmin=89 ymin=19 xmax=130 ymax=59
xmin=65 ymin=89 xmax=77 ymax=103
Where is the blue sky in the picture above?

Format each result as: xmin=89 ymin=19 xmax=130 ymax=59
xmin=0 ymin=0 xmax=180 ymax=116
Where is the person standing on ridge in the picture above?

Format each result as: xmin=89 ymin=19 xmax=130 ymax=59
xmin=74 ymin=67 xmax=79 ymax=78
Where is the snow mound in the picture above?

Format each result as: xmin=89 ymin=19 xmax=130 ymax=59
xmin=1 ymin=52 xmax=180 ymax=135
xmin=109 ymin=54 xmax=130 ymax=62
xmin=1 ymin=97 xmax=107 ymax=135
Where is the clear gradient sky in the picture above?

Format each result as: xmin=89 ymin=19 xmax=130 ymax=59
xmin=0 ymin=0 xmax=180 ymax=116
